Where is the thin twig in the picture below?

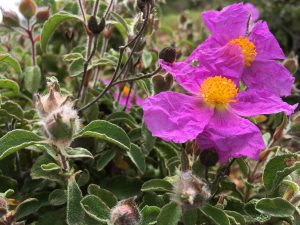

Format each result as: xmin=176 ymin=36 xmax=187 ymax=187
xmin=77 ymin=0 xmax=87 ymax=25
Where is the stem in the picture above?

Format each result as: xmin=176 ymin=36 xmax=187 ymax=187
xmin=77 ymin=0 xmax=87 ymax=25
xmin=123 ymin=81 xmax=133 ymax=111
xmin=78 ymin=3 xmax=151 ymax=112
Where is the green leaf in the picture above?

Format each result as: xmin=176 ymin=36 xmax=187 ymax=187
xmin=0 ymin=53 xmax=22 ymax=74
xmin=66 ymin=147 xmax=94 ymax=159
xmin=182 ymin=208 xmax=198 ymax=225
xmin=107 ymin=111 xmax=137 ymax=128
xmin=0 ymin=129 xmax=42 ymax=160
xmin=67 ymin=175 xmax=84 ymax=225
xmin=79 ymin=120 xmax=131 ymax=151
xmin=157 ymin=202 xmax=181 ymax=225
xmin=244 ymin=199 xmax=270 ymax=223
xmin=141 ymin=179 xmax=173 ymax=193
xmin=142 ymin=51 xmax=153 ymax=69
xmin=49 ymin=189 xmax=67 ymax=206
xmin=140 ymin=205 xmax=160 ymax=225
xmin=1 ymin=101 xmax=24 ymax=120
xmin=40 ymin=12 xmax=82 ymax=52
xmin=255 ymin=198 xmax=296 ymax=218
xmin=63 ymin=53 xmax=84 ymax=62
xmin=201 ymin=204 xmax=230 ymax=225
xmin=41 ymin=163 xmax=61 ymax=171
xmin=225 ymin=211 xmax=246 ymax=225
xmin=96 ymin=150 xmax=116 ymax=171
xmin=263 ymin=153 xmax=300 ymax=193
xmin=88 ymin=184 xmax=118 ymax=209
xmin=80 ymin=195 xmax=110 ymax=222
xmin=128 ymin=144 xmax=146 ymax=173
xmin=110 ymin=12 xmax=129 ymax=40
xmin=24 ymin=66 xmax=41 ymax=93
xmin=15 ymin=198 xmax=41 ymax=220
xmin=0 ymin=79 xmax=20 ymax=97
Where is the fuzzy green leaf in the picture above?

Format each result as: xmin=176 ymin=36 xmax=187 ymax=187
xmin=201 ymin=204 xmax=230 ymax=225
xmin=40 ymin=12 xmax=82 ymax=52
xmin=24 ymin=66 xmax=41 ymax=94
xmin=140 ymin=205 xmax=160 ymax=225
xmin=15 ymin=198 xmax=41 ymax=220
xmin=0 ymin=79 xmax=20 ymax=97
xmin=96 ymin=150 xmax=116 ymax=171
xmin=79 ymin=120 xmax=131 ymax=151
xmin=141 ymin=179 xmax=173 ymax=192
xmin=128 ymin=144 xmax=146 ymax=173
xmin=0 ymin=53 xmax=22 ymax=74
xmin=157 ymin=202 xmax=181 ymax=225
xmin=88 ymin=184 xmax=118 ymax=209
xmin=255 ymin=198 xmax=296 ymax=218
xmin=0 ymin=129 xmax=42 ymax=160
xmin=67 ymin=175 xmax=84 ymax=225
xmin=80 ymin=195 xmax=110 ymax=222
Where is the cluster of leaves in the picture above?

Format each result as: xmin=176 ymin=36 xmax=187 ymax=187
xmin=0 ymin=0 xmax=299 ymax=225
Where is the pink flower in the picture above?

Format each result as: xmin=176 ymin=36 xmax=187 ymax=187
xmin=143 ymin=47 xmax=296 ymax=163
xmin=180 ymin=3 xmax=294 ymax=97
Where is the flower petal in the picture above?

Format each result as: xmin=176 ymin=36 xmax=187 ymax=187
xmin=231 ymin=89 xmax=297 ymax=117
xmin=202 ymin=3 xmax=248 ymax=44
xmin=142 ymin=92 xmax=213 ymax=143
xmin=159 ymin=60 xmax=206 ymax=95
xmin=197 ymin=111 xmax=265 ymax=163
xmin=249 ymin=21 xmax=285 ymax=60
xmin=243 ymin=59 xmax=294 ymax=96
xmin=244 ymin=3 xmax=260 ymax=22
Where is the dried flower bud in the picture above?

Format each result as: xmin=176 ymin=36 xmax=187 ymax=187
xmin=88 ymin=16 xmax=106 ymax=35
xmin=19 ymin=0 xmax=37 ymax=20
xmin=35 ymin=81 xmax=80 ymax=148
xmin=65 ymin=29 xmax=74 ymax=41
xmin=273 ymin=115 xmax=288 ymax=143
xmin=174 ymin=171 xmax=210 ymax=209
xmin=283 ymin=55 xmax=298 ymax=74
xmin=1 ymin=8 xmax=20 ymax=27
xmin=111 ymin=198 xmax=141 ymax=225
xmin=159 ymin=47 xmax=177 ymax=64
xmin=36 ymin=7 xmax=50 ymax=23
xmin=103 ymin=26 xmax=114 ymax=39
xmin=179 ymin=13 xmax=187 ymax=25
xmin=200 ymin=149 xmax=219 ymax=167
xmin=152 ymin=73 xmax=173 ymax=93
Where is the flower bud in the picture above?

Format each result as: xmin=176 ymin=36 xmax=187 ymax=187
xmin=283 ymin=55 xmax=298 ymax=74
xmin=36 ymin=7 xmax=50 ymax=23
xmin=174 ymin=171 xmax=210 ymax=209
xmin=19 ymin=0 xmax=37 ymax=20
xmin=179 ymin=13 xmax=187 ymax=25
xmin=35 ymin=80 xmax=80 ymax=148
xmin=1 ymin=8 xmax=20 ymax=27
xmin=152 ymin=73 xmax=173 ymax=93
xmin=103 ymin=26 xmax=114 ymax=39
xmin=159 ymin=47 xmax=177 ymax=64
xmin=88 ymin=16 xmax=106 ymax=35
xmin=200 ymin=149 xmax=219 ymax=167
xmin=110 ymin=198 xmax=141 ymax=225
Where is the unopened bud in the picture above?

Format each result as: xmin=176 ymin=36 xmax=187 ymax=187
xmin=273 ymin=115 xmax=288 ymax=142
xmin=111 ymin=198 xmax=141 ymax=225
xmin=36 ymin=7 xmax=50 ymax=23
xmin=103 ymin=26 xmax=114 ymax=39
xmin=283 ymin=55 xmax=298 ymax=74
xmin=1 ymin=8 xmax=20 ymax=27
xmin=19 ymin=0 xmax=37 ymax=20
xmin=200 ymin=149 xmax=219 ymax=167
xmin=174 ymin=171 xmax=210 ymax=209
xmin=159 ymin=47 xmax=177 ymax=64
xmin=88 ymin=16 xmax=105 ymax=35
xmin=152 ymin=73 xmax=173 ymax=93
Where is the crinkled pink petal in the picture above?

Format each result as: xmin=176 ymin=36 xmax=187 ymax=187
xmin=159 ymin=60 xmax=207 ymax=95
xmin=243 ymin=59 xmax=294 ymax=96
xmin=202 ymin=3 xmax=248 ymax=44
xmin=197 ymin=110 xmax=265 ymax=163
xmin=196 ymin=44 xmax=244 ymax=85
xmin=231 ymin=89 xmax=298 ymax=117
xmin=142 ymin=92 xmax=214 ymax=143
xmin=249 ymin=21 xmax=285 ymax=60
xmin=244 ymin=3 xmax=260 ymax=22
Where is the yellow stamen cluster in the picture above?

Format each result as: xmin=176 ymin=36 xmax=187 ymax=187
xmin=230 ymin=36 xmax=257 ymax=67
xmin=122 ymin=86 xmax=130 ymax=96
xmin=200 ymin=76 xmax=238 ymax=109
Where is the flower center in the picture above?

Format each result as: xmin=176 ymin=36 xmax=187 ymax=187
xmin=230 ymin=36 xmax=257 ymax=67
xmin=200 ymin=76 xmax=238 ymax=108
xmin=122 ymin=86 xmax=130 ymax=96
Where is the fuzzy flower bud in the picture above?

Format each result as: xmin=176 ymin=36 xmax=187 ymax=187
xmin=110 ymin=198 xmax=141 ymax=225
xmin=0 ymin=8 xmax=20 ymax=27
xmin=174 ymin=171 xmax=210 ymax=209
xmin=283 ymin=54 xmax=298 ymax=74
xmin=159 ymin=47 xmax=177 ymax=64
xmin=34 ymin=80 xmax=80 ymax=148
xmin=36 ymin=7 xmax=50 ymax=23
xmin=19 ymin=0 xmax=37 ymax=20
